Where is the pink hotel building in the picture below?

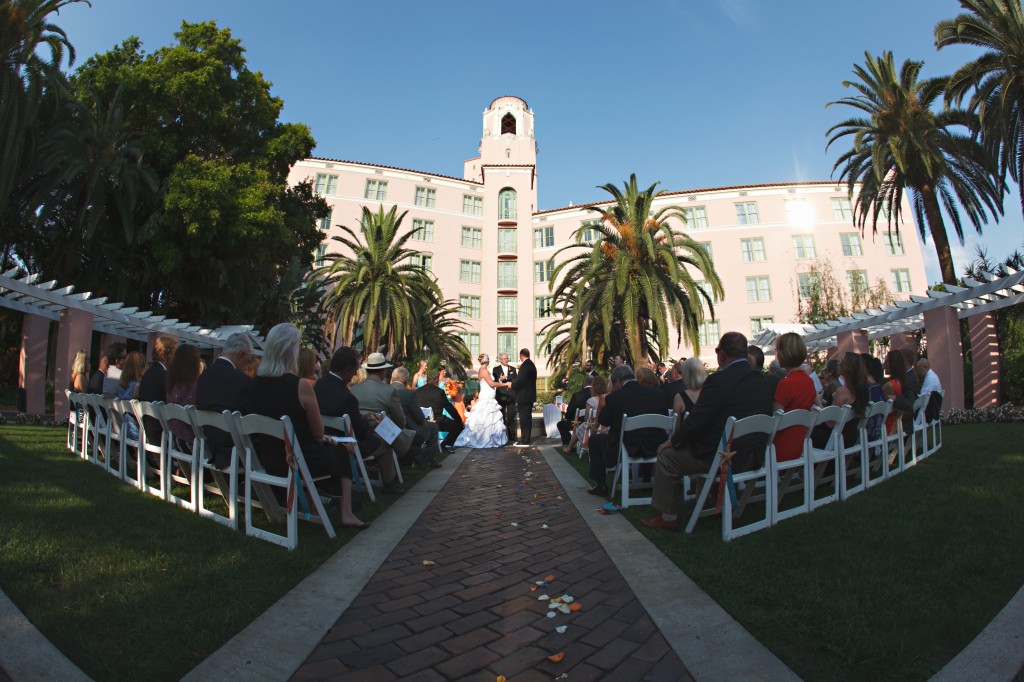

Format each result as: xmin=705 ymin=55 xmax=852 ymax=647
xmin=287 ymin=96 xmax=928 ymax=380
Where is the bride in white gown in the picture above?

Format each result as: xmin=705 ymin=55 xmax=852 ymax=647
xmin=455 ymin=354 xmax=511 ymax=449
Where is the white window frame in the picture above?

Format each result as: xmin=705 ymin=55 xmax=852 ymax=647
xmin=832 ymin=197 xmax=854 ymax=221
xmin=414 ymin=186 xmax=436 ymax=208
xmin=459 ymin=295 xmax=481 ymax=319
xmin=840 ymin=232 xmax=863 ymax=257
xmin=699 ymin=320 xmax=721 ymax=348
xmin=459 ymin=332 xmax=481 ymax=358
xmin=461 ymin=226 xmax=482 ymax=249
xmin=735 ymin=202 xmax=759 ymax=225
xmin=497 ymin=261 xmax=517 ymax=288
xmin=409 ymin=253 xmax=432 ymax=272
xmin=533 ymin=226 xmax=555 ymax=249
xmin=364 ymin=179 xmax=388 ymax=201
xmin=318 ymin=208 xmax=333 ymax=232
xmin=746 ymin=276 xmax=772 ymax=302
xmin=740 ymin=238 xmax=766 ymax=263
xmin=314 ymin=173 xmax=338 ymax=196
xmin=792 ymin=234 xmax=816 ymax=259
xmin=883 ymin=232 xmax=905 ymax=255
xmin=683 ymin=206 xmax=708 ymax=229
xmin=498 ymin=228 xmax=517 ymax=253
xmin=891 ymin=268 xmax=912 ymax=293
xmin=750 ymin=316 xmax=774 ymax=337
xmin=459 ymin=260 xmax=481 ymax=283
xmin=411 ymin=219 xmax=434 ymax=242
xmin=463 ymin=194 xmax=483 ymax=216
xmin=535 ymin=296 xmax=554 ymax=318
xmin=533 ymin=259 xmax=554 ymax=283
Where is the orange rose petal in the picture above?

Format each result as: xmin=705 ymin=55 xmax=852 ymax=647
xmin=547 ymin=651 xmax=565 ymax=663
xmin=544 ymin=575 xmax=555 ymax=583
xmin=530 ymin=586 xmax=537 ymax=592
xmin=497 ymin=676 xmax=507 ymax=682
xmin=569 ymin=603 xmax=583 ymax=612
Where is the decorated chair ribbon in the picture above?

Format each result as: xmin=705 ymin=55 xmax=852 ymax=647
xmin=715 ymin=424 xmax=740 ymax=513
xmin=283 ymin=424 xmax=311 ymax=521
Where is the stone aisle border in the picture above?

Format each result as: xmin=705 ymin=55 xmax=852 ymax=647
xmin=292 ymin=445 xmax=690 ymax=681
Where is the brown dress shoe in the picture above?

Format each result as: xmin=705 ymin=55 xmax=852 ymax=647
xmin=640 ymin=515 xmax=680 ymax=531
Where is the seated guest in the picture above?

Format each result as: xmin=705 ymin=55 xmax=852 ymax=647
xmin=351 ymin=351 xmax=423 ymax=466
xmin=895 ymin=347 xmax=920 ymax=437
xmin=196 ymin=332 xmax=253 ymax=469
xmin=772 ymin=333 xmax=817 ymax=462
xmin=70 ymin=350 xmax=89 ymax=393
xmin=139 ymin=335 xmax=178 ymax=443
xmin=749 ymin=345 xmax=780 ymax=397
xmin=642 ymin=332 xmax=772 ymax=531
xmin=916 ymin=358 xmax=942 ymax=398
xmin=813 ymin=352 xmax=869 ymax=448
xmin=568 ymin=375 xmax=607 ymax=453
xmin=672 ymin=357 xmax=707 ymax=416
xmin=102 ymin=342 xmax=127 ymax=396
xmin=390 ymin=366 xmax=441 ymax=469
xmin=883 ymin=349 xmax=906 ymax=435
xmin=416 ymin=371 xmax=464 ymax=451
xmin=298 ymin=348 xmax=321 ymax=385
xmin=87 ymin=353 xmax=109 ymax=394
xmin=662 ymin=360 xmax=686 ymax=412
xmin=246 ymin=324 xmax=367 ymax=529
xmin=819 ymin=359 xmax=841 ymax=406
xmin=586 ymin=365 xmax=667 ymax=497
xmin=316 ymin=347 xmax=402 ymax=495
xmin=557 ymin=375 xmax=593 ymax=447
xmin=118 ymin=351 xmax=146 ymax=442
xmin=166 ymin=344 xmax=202 ymax=448
xmin=635 ymin=366 xmax=661 ymax=389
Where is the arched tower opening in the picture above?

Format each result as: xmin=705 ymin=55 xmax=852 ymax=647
xmin=501 ymin=113 xmax=516 ymax=135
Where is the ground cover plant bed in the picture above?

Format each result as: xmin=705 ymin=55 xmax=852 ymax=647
xmin=0 ymin=425 xmax=431 ymax=681
xmin=561 ymin=423 xmax=1024 ymax=681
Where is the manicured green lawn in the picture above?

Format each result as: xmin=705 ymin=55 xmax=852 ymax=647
xmin=0 ymin=425 xmax=428 ymax=681
xmin=561 ymin=423 xmax=1024 ymax=681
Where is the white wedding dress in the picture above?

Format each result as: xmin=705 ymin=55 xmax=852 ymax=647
xmin=454 ymin=372 xmax=509 ymax=448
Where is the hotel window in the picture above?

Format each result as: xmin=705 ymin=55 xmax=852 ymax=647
xmin=315 ymin=244 xmax=327 ymax=267
xmin=314 ymin=173 xmax=338 ymax=195
xmin=792 ymin=234 xmax=816 ymax=259
xmin=461 ymin=226 xmax=482 ymax=249
xmin=695 ymin=280 xmax=715 ymax=304
xmin=533 ymin=225 xmax=555 ymax=248
xmin=746 ymin=276 xmax=772 ymax=302
xmin=459 ymin=332 xmax=480 ymax=358
xmin=463 ymin=194 xmax=483 ymax=216
xmin=683 ymin=206 xmax=708 ymax=229
xmin=785 ymin=198 xmax=812 ymax=223
xmin=891 ymin=269 xmax=912 ymax=293
xmin=497 ymin=297 xmax=517 ymax=325
xmin=364 ymin=179 xmax=388 ymax=201
xmin=579 ymin=219 xmax=600 ymax=243
xmin=498 ymin=228 xmax=517 ymax=253
xmin=699 ymin=241 xmax=713 ymax=260
xmin=535 ymin=296 xmax=554 ymax=318
xmin=318 ymin=208 xmax=333 ymax=232
xmin=409 ymin=253 xmax=432 ymax=272
xmin=750 ymin=316 xmax=774 ymax=338
xmin=699 ymin=320 xmax=721 ymax=349
xmin=459 ymin=260 xmax=481 ymax=283
xmin=740 ymin=238 xmax=766 ymax=262
xmin=497 ymin=333 xmax=517 ymax=359
xmin=459 ymin=295 xmax=481 ymax=319
xmin=533 ymin=259 xmax=554 ymax=283
xmin=535 ymin=333 xmax=552 ymax=357
xmin=497 ymin=261 xmax=517 ymax=288
xmin=832 ymin=197 xmax=854 ymax=220
xmin=735 ymin=201 xmax=760 ymax=225
xmin=798 ymin=273 xmax=819 ymax=299
xmin=883 ymin=232 xmax=905 ymax=255
xmin=499 ymin=188 xmax=517 ymax=220
xmin=411 ymin=219 xmax=434 ymax=241
xmin=847 ymin=269 xmax=868 ymax=295
xmin=840 ymin=232 xmax=863 ymax=256
xmin=414 ymin=186 xmax=436 ymax=208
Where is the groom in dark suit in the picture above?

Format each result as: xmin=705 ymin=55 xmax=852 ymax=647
xmin=493 ymin=353 xmax=517 ymax=442
xmin=510 ymin=348 xmax=537 ymax=447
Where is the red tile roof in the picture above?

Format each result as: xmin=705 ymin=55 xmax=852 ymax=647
xmin=306 ymin=157 xmax=482 ymax=186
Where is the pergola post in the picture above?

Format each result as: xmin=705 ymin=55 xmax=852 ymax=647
xmin=923 ymin=306 xmax=965 ymax=411
xmin=54 ymin=307 xmax=95 ymax=418
xmin=889 ymin=332 xmax=917 ymax=352
xmin=19 ymin=313 xmax=50 ymax=414
xmin=835 ymin=330 xmax=868 ymax=356
xmin=968 ymin=312 xmax=1000 ymax=410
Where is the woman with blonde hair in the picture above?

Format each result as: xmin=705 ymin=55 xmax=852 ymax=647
xmin=245 ymin=323 xmax=367 ymax=530
xmin=297 ymin=347 xmax=321 ymax=385
xmin=70 ymin=350 xmax=89 ymax=392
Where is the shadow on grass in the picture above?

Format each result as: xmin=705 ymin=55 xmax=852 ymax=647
xmin=560 ymin=423 xmax=1024 ymax=682
xmin=0 ymin=425 xmax=432 ymax=681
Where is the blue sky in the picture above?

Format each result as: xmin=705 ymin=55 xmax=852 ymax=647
xmin=56 ymin=0 xmax=1023 ymax=285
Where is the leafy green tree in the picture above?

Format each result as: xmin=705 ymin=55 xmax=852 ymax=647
xmin=543 ymin=174 xmax=723 ymax=372
xmin=315 ymin=205 xmax=444 ymax=359
xmin=964 ymin=243 xmax=1024 ymax=403
xmin=796 ymin=259 xmax=894 ymax=325
xmin=827 ymin=51 xmax=1004 ymax=285
xmin=937 ymin=0 xmax=1024 ymax=217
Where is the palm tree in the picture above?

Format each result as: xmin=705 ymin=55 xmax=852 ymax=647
xmin=936 ymin=0 xmax=1024 ymax=216
xmin=827 ymin=51 xmax=1004 ymax=285
xmin=0 ymin=0 xmax=83 ymax=217
xmin=545 ymin=174 xmax=723 ymax=370
xmin=406 ymin=294 xmax=472 ymax=378
xmin=315 ymin=204 xmax=440 ymax=357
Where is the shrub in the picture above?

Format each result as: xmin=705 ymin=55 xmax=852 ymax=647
xmin=943 ymin=404 xmax=1024 ymax=425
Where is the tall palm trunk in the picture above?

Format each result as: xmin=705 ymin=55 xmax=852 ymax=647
xmin=920 ymin=183 xmax=957 ymax=284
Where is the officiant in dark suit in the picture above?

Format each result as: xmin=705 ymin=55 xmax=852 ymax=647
xmin=511 ymin=348 xmax=537 ymax=447
xmin=493 ymin=353 xmax=517 ymax=441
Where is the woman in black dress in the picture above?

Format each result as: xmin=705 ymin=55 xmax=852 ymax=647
xmin=245 ymin=323 xmax=367 ymax=530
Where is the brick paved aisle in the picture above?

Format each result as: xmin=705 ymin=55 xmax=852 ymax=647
xmin=291 ymin=446 xmax=691 ymax=682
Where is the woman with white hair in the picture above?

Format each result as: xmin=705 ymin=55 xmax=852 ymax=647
xmin=672 ymin=357 xmax=707 ymax=416
xmin=245 ymin=323 xmax=367 ymax=530
xmin=453 ymin=353 xmax=512 ymax=448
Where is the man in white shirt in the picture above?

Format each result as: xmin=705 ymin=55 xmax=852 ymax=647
xmin=916 ymin=358 xmax=943 ymax=397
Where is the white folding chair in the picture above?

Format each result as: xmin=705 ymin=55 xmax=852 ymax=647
xmin=925 ymin=390 xmax=944 ymax=456
xmin=81 ymin=393 xmax=107 ymax=465
xmin=322 ymin=414 xmax=376 ymax=502
xmin=808 ymin=404 xmax=851 ymax=510
xmin=158 ymin=404 xmax=199 ymax=511
xmin=685 ymin=413 xmax=780 ymax=541
xmin=769 ymin=409 xmax=816 ymax=525
xmin=838 ymin=411 xmax=868 ymax=499
xmin=571 ymin=407 xmax=587 ymax=458
xmin=231 ymin=412 xmax=336 ymax=550
xmin=860 ymin=400 xmax=893 ymax=489
xmin=131 ymin=400 xmax=167 ymax=498
xmin=907 ymin=393 xmax=929 ymax=468
xmin=191 ymin=408 xmax=241 ymax=529
xmin=66 ymin=390 xmax=83 ymax=454
xmin=609 ymin=413 xmax=675 ymax=509
xmin=113 ymin=399 xmax=138 ymax=483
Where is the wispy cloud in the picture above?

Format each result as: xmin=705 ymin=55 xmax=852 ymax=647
xmin=717 ymin=0 xmax=755 ymax=25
